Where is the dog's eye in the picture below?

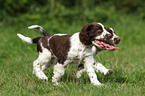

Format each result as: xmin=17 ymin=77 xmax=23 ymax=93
xmin=105 ymin=27 xmax=113 ymax=35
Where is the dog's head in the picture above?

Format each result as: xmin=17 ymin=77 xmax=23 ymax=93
xmin=80 ymin=22 xmax=120 ymax=51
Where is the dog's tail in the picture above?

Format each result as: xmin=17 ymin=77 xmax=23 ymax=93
xmin=17 ymin=25 xmax=49 ymax=44
xmin=17 ymin=33 xmax=41 ymax=44
xmin=28 ymin=25 xmax=49 ymax=36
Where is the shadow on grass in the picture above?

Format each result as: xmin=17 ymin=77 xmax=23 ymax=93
xmin=32 ymin=67 xmax=128 ymax=85
xmin=100 ymin=70 xmax=128 ymax=84
xmin=60 ymin=69 xmax=128 ymax=85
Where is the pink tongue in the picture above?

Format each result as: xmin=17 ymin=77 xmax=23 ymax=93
xmin=95 ymin=41 xmax=104 ymax=47
xmin=110 ymin=45 xmax=119 ymax=49
xmin=100 ymin=41 xmax=119 ymax=49
xmin=95 ymin=41 xmax=119 ymax=50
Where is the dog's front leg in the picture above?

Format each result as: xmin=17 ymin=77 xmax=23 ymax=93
xmin=93 ymin=62 xmax=113 ymax=75
xmin=84 ymin=56 xmax=103 ymax=85
xmin=52 ymin=62 xmax=65 ymax=85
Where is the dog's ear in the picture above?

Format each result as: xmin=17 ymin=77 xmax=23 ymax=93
xmin=80 ymin=23 xmax=95 ymax=46
xmin=82 ymin=24 xmax=94 ymax=33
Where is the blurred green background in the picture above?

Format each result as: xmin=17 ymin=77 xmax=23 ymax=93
xmin=1 ymin=0 xmax=145 ymax=25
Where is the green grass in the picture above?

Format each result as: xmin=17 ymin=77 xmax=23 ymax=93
xmin=0 ymin=15 xmax=145 ymax=96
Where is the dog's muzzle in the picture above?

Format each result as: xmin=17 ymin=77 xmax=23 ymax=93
xmin=92 ymin=40 xmax=119 ymax=50
xmin=114 ymin=37 xmax=120 ymax=44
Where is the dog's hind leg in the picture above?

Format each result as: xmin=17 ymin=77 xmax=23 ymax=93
xmin=76 ymin=62 xmax=113 ymax=78
xmin=41 ymin=57 xmax=56 ymax=72
xmin=33 ymin=48 xmax=52 ymax=81
xmin=93 ymin=62 xmax=113 ymax=76
xmin=76 ymin=64 xmax=85 ymax=78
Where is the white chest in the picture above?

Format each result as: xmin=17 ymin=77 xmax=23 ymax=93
xmin=67 ymin=33 xmax=92 ymax=60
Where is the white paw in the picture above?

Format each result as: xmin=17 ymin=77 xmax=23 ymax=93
xmin=104 ymin=69 xmax=113 ymax=76
xmin=93 ymin=83 xmax=104 ymax=86
xmin=76 ymin=72 xmax=82 ymax=78
xmin=33 ymin=70 xmax=48 ymax=81
xmin=32 ymin=70 xmax=35 ymax=74
xmin=53 ymin=82 xmax=60 ymax=86
xmin=39 ymin=76 xmax=48 ymax=81
xmin=76 ymin=69 xmax=85 ymax=78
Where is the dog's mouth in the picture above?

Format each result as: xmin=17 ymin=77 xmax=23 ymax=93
xmin=92 ymin=40 xmax=119 ymax=50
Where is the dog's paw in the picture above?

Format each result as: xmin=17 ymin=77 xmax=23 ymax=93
xmin=38 ymin=76 xmax=48 ymax=81
xmin=76 ymin=71 xmax=82 ymax=78
xmin=53 ymin=82 xmax=60 ymax=86
xmin=105 ymin=69 xmax=113 ymax=76
xmin=35 ymin=72 xmax=48 ymax=81
xmin=93 ymin=83 xmax=104 ymax=86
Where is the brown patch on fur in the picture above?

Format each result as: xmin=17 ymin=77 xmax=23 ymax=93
xmin=41 ymin=35 xmax=53 ymax=48
xmin=35 ymin=35 xmax=53 ymax=52
xmin=32 ymin=37 xmax=42 ymax=52
xmin=105 ymin=27 xmax=120 ymax=44
xmin=37 ymin=40 xmax=42 ymax=52
xmin=104 ymin=27 xmax=120 ymax=44
xmin=42 ymin=30 xmax=49 ymax=36
xmin=49 ymin=34 xmax=72 ymax=64
xmin=32 ymin=37 xmax=41 ymax=43
xmin=105 ymin=27 xmax=113 ymax=35
xmin=114 ymin=37 xmax=120 ymax=44
xmin=79 ymin=22 xmax=103 ymax=46
xmin=77 ymin=64 xmax=84 ymax=71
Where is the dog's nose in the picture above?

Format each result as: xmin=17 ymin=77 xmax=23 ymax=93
xmin=114 ymin=37 xmax=120 ymax=44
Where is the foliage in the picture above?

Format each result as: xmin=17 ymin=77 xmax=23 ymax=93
xmin=1 ymin=0 xmax=145 ymax=23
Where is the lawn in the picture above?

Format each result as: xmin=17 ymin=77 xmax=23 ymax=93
xmin=0 ymin=15 xmax=144 ymax=96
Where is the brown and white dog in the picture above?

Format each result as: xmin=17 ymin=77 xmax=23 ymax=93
xmin=17 ymin=22 xmax=120 ymax=85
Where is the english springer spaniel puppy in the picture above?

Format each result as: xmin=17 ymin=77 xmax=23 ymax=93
xmin=17 ymin=22 xmax=120 ymax=85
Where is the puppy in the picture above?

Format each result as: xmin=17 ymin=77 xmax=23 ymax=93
xmin=17 ymin=22 xmax=120 ymax=85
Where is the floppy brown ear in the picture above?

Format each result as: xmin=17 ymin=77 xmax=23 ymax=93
xmin=79 ymin=23 xmax=94 ymax=46
xmin=83 ymin=24 xmax=94 ymax=32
